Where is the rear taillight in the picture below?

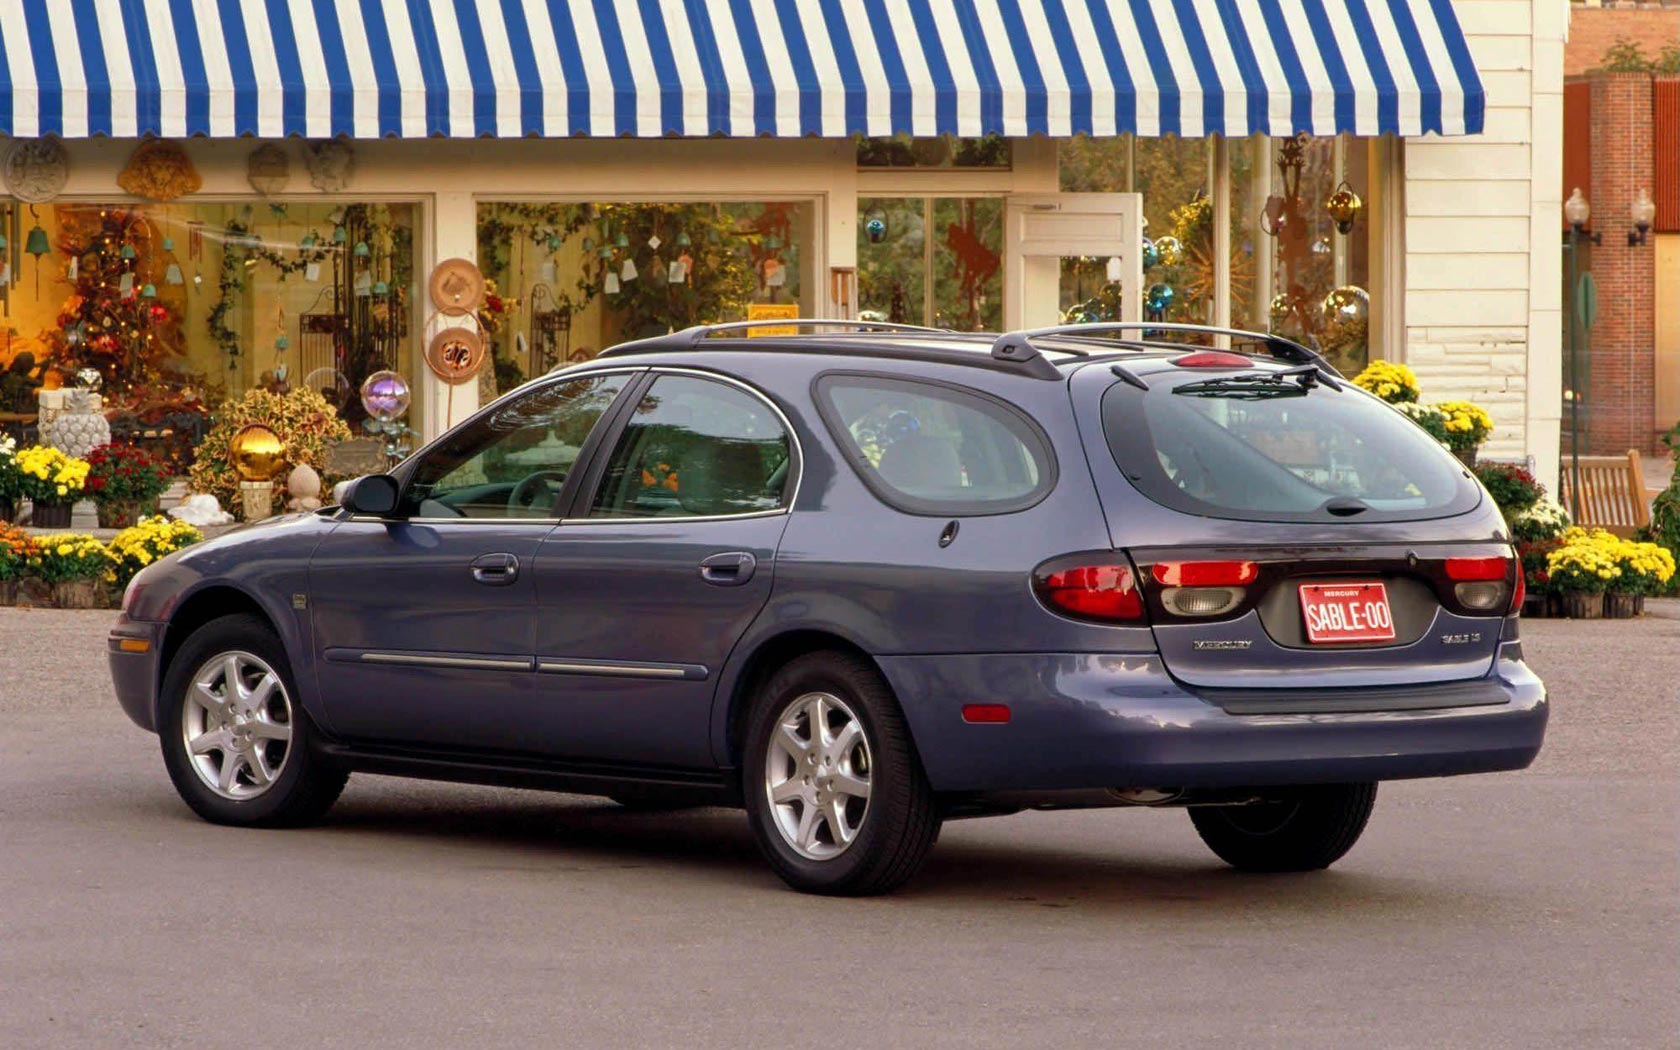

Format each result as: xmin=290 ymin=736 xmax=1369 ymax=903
xmin=1035 ymin=562 xmax=1147 ymax=624
xmin=1510 ymin=566 xmax=1527 ymax=614
xmin=1173 ymin=351 xmax=1252 ymax=368
xmin=1446 ymin=554 xmax=1517 ymax=613
xmin=1151 ymin=561 xmax=1258 ymax=586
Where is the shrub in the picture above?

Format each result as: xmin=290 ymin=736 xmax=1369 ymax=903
xmin=85 ymin=443 xmax=171 ymax=505
xmin=0 ymin=522 xmax=38 ymax=580
xmin=0 ymin=434 xmax=18 ymax=502
xmin=1434 ymin=400 xmax=1494 ymax=452
xmin=26 ymin=533 xmax=114 ymax=583
xmin=1351 ymin=360 xmax=1420 ymax=404
xmin=1474 ymin=462 xmax=1543 ymax=519
xmin=1395 ymin=402 xmax=1450 ymax=447
xmin=106 ymin=516 xmax=203 ymax=588
xmin=12 ymin=445 xmax=91 ymax=505
xmin=1511 ymin=496 xmax=1570 ymax=543
xmin=1646 ymin=423 xmax=1680 ymax=595
xmin=188 ymin=387 xmax=352 ymax=510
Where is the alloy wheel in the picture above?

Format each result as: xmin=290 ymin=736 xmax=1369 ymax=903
xmin=763 ymin=691 xmax=873 ymax=860
xmin=180 ymin=651 xmax=294 ymax=801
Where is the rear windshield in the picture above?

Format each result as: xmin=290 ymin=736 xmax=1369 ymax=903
xmin=1101 ymin=371 xmax=1481 ymax=523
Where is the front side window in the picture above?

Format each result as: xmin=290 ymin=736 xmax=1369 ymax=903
xmin=401 ymin=373 xmax=631 ymax=519
xmin=589 ymin=375 xmax=792 ymax=519
xmin=816 ymin=375 xmax=1055 ymax=516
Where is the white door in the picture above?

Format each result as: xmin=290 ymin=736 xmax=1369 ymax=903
xmin=1003 ymin=193 xmax=1144 ymax=330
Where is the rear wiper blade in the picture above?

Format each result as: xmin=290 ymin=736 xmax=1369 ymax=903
xmin=1173 ymin=363 xmax=1341 ymax=398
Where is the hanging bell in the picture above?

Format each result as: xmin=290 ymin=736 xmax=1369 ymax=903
xmin=546 ymin=234 xmax=562 ymax=251
xmin=300 ymin=231 xmax=318 ymax=249
xmin=613 ymin=231 xmax=629 ymax=249
xmin=161 ymin=237 xmax=175 ymax=252
xmin=674 ymin=231 xmax=692 ymax=248
xmin=274 ymin=335 xmax=290 ymax=351
xmin=1326 ymin=181 xmax=1363 ymax=235
xmin=597 ymin=246 xmax=614 ymax=260
xmin=332 ymin=225 xmax=348 ymax=245
xmin=353 ymin=241 xmax=370 ymax=259
xmin=372 ymin=280 xmax=389 ymax=297
xmin=140 ymin=283 xmax=157 ymax=299
xmin=120 ymin=243 xmax=138 ymax=261
xmin=25 ymin=223 xmax=49 ymax=258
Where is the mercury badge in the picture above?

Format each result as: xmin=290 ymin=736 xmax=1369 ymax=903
xmin=1193 ymin=640 xmax=1252 ymax=651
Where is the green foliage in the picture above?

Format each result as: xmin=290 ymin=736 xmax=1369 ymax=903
xmin=1646 ymin=423 xmax=1680 ymax=595
xmin=1474 ymin=462 xmax=1543 ymax=518
xmin=1596 ymin=37 xmax=1680 ymax=74
xmin=188 ymin=387 xmax=352 ymax=510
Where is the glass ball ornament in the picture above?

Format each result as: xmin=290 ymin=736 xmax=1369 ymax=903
xmin=360 ymin=370 xmax=411 ymax=423
xmin=1321 ymin=285 xmax=1370 ymax=327
xmin=304 ymin=367 xmax=352 ymax=408
xmin=1146 ymin=282 xmax=1175 ymax=313
xmin=229 ymin=423 xmax=286 ymax=482
xmin=1326 ymin=181 xmax=1363 ymax=235
xmin=1154 ymin=236 xmax=1183 ymax=267
xmin=1140 ymin=237 xmax=1160 ymax=270
xmin=864 ymin=211 xmax=888 ymax=245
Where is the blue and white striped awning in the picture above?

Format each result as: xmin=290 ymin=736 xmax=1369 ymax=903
xmin=0 ymin=1 xmax=1485 ymax=141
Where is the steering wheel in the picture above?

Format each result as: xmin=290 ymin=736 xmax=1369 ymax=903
xmin=507 ymin=470 xmax=569 ymax=516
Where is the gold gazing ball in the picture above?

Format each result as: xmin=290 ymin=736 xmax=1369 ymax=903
xmin=1326 ymin=182 xmax=1364 ymax=234
xmin=229 ymin=423 xmax=286 ymax=482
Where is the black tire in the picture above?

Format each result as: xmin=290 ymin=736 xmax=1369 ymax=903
xmin=1189 ymin=783 xmax=1377 ymax=872
xmin=742 ymin=651 xmax=941 ymax=895
xmin=158 ymin=613 xmax=348 ymax=828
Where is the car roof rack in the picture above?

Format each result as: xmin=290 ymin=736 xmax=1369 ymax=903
xmin=990 ymin=322 xmax=1340 ymax=376
xmin=595 ymin=318 xmax=1067 ymax=380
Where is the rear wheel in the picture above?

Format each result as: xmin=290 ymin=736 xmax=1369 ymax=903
xmin=743 ymin=652 xmax=941 ymax=895
xmin=158 ymin=614 xmax=348 ymax=828
xmin=1189 ymin=783 xmax=1376 ymax=872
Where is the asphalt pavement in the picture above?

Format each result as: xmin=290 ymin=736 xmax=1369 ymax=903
xmin=1 ymin=608 xmax=1675 ymax=1049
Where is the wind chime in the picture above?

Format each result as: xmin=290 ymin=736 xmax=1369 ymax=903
xmin=525 ymin=282 xmax=572 ymax=375
xmin=24 ymin=205 xmax=51 ymax=294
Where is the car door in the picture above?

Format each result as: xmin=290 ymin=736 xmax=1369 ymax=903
xmin=528 ymin=370 xmax=798 ymax=768
xmin=308 ymin=370 xmax=638 ymax=751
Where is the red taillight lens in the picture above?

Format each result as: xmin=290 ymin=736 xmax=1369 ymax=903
xmin=1510 ymin=565 xmax=1526 ymax=614
xmin=962 ymin=704 xmax=1012 ymax=724
xmin=1038 ymin=563 xmax=1147 ymax=623
xmin=1173 ymin=351 xmax=1253 ymax=368
xmin=1445 ymin=556 xmax=1508 ymax=581
xmin=1151 ymin=560 xmax=1259 ymax=587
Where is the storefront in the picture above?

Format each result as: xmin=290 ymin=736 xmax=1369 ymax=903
xmin=0 ymin=0 xmax=1565 ymax=485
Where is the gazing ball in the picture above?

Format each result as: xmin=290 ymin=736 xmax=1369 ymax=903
xmin=1140 ymin=237 xmax=1160 ymax=270
xmin=229 ymin=423 xmax=286 ymax=482
xmin=1146 ymin=282 xmax=1175 ymax=313
xmin=1269 ymin=293 xmax=1294 ymax=327
xmin=1321 ymin=285 xmax=1370 ymax=326
xmin=1154 ymin=236 xmax=1183 ymax=267
xmin=304 ymin=367 xmax=352 ymax=409
xmin=360 ymin=370 xmax=411 ymax=423
xmin=864 ymin=214 xmax=888 ymax=244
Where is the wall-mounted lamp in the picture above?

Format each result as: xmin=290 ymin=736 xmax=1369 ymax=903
xmin=1564 ymin=188 xmax=1602 ymax=245
xmin=1628 ymin=188 xmax=1656 ymax=247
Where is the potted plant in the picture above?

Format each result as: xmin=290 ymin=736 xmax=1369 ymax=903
xmin=1545 ymin=528 xmax=1620 ymax=619
xmin=27 ymin=532 xmax=112 ymax=609
xmin=106 ymin=515 xmax=203 ymax=594
xmin=1511 ymin=496 xmax=1571 ymax=617
xmin=1474 ymin=462 xmax=1542 ymax=523
xmin=1394 ymin=402 xmax=1452 ymax=449
xmin=1351 ymin=360 xmax=1420 ymax=404
xmin=1434 ymin=400 xmax=1494 ymax=468
xmin=14 ymin=445 xmax=91 ymax=529
xmin=0 ymin=434 xmax=18 ymax=522
xmin=1611 ymin=537 xmax=1676 ymax=617
xmin=86 ymin=443 xmax=171 ymax=529
xmin=0 ymin=521 xmax=36 ymax=605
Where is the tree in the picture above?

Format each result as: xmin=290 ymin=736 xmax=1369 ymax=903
xmin=48 ymin=207 xmax=182 ymax=394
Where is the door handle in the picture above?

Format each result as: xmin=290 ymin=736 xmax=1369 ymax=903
xmin=698 ymin=551 xmax=756 ymax=587
xmin=470 ymin=552 xmax=520 ymax=586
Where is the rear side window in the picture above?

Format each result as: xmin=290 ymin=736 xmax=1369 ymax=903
xmin=1101 ymin=373 xmax=1480 ymax=523
xmin=816 ymin=374 xmax=1055 ymax=515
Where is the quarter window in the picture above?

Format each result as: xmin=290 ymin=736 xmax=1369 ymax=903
xmin=816 ymin=375 xmax=1055 ymax=515
xmin=401 ymin=373 xmax=631 ymax=519
xmin=589 ymin=375 xmax=793 ymax=519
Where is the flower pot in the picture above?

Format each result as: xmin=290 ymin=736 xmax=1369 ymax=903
xmin=96 ymin=499 xmax=154 ymax=529
xmin=1521 ymin=593 xmax=1550 ymax=619
xmin=0 ymin=578 xmax=16 ymax=606
xmin=50 ymin=578 xmax=101 ymax=609
xmin=1452 ymin=446 xmax=1479 ymax=469
xmin=1635 ymin=595 xmax=1646 ymax=616
xmin=1560 ymin=591 xmax=1604 ymax=619
xmin=29 ymin=501 xmax=73 ymax=528
xmin=1605 ymin=591 xmax=1638 ymax=619
xmin=0 ymin=496 xmax=14 ymax=523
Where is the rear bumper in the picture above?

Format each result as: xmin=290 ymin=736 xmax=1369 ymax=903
xmin=108 ymin=616 xmax=165 ymax=732
xmin=878 ymin=644 xmax=1546 ymax=792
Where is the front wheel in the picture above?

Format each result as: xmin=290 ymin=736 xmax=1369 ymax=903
xmin=743 ymin=652 xmax=941 ymax=895
xmin=158 ymin=614 xmax=348 ymax=828
xmin=1189 ymin=783 xmax=1376 ymax=872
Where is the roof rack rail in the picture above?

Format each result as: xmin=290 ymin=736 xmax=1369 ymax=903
xmin=598 ymin=318 xmax=948 ymax=357
xmin=990 ymin=322 xmax=1340 ymax=376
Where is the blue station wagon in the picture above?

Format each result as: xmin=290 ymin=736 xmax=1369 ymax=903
xmin=109 ymin=321 xmax=1547 ymax=894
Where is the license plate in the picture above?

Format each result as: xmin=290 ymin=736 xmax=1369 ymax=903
xmin=1299 ymin=582 xmax=1396 ymax=644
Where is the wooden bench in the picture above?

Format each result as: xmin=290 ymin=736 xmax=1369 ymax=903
xmin=1559 ymin=450 xmax=1652 ymax=537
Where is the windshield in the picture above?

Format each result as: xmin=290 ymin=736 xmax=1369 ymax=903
xmin=1100 ymin=372 xmax=1481 ymax=522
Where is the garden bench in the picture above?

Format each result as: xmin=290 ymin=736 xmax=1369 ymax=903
xmin=1559 ymin=450 xmax=1651 ymax=538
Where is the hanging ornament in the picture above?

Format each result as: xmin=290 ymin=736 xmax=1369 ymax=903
xmin=1146 ymin=282 xmax=1175 ymax=314
xmin=300 ymin=231 xmax=318 ymax=250
xmin=674 ymin=230 xmax=692 ymax=248
xmin=604 ymin=272 xmax=621 ymax=294
xmin=1154 ymin=236 xmax=1183 ymax=267
xmin=67 ymin=255 xmax=77 ymax=281
xmin=1105 ymin=256 xmax=1123 ymax=283
xmin=353 ymin=240 xmax=370 ymax=259
xmin=140 ymin=283 xmax=157 ymax=299
xmin=864 ymin=212 xmax=888 ymax=244
xmin=120 ymin=243 xmax=137 ymax=261
xmin=354 ymin=270 xmax=373 ymax=296
xmin=597 ymin=245 xmax=613 ymax=260
xmin=581 ymin=236 xmax=595 ymax=252
xmin=24 ymin=205 xmax=50 ymax=294
xmin=372 ymin=280 xmax=389 ymax=297
xmin=119 ymin=273 xmax=135 ymax=295
xmin=668 ymin=253 xmax=690 ymax=285
xmin=165 ymin=260 xmax=184 ymax=285
xmin=1140 ymin=236 xmax=1159 ymax=270
xmin=1326 ymin=181 xmax=1363 ymax=235
xmin=539 ymin=258 xmax=557 ymax=284
xmin=613 ymin=231 xmax=630 ymax=249
xmin=620 ymin=257 xmax=638 ymax=282
xmin=647 ymin=234 xmax=661 ymax=251
xmin=274 ymin=334 xmax=289 ymax=351
xmin=647 ymin=255 xmax=668 ymax=286
xmin=332 ymin=224 xmax=348 ymax=246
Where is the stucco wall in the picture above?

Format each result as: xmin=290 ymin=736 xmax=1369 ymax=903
xmin=1404 ymin=0 xmax=1564 ymax=487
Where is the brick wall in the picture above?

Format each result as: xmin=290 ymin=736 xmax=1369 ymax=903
xmin=1564 ymin=5 xmax=1680 ymax=78
xmin=1579 ymin=73 xmax=1660 ymax=453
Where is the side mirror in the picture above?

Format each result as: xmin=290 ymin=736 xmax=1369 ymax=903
xmin=341 ymin=474 xmax=401 ymax=517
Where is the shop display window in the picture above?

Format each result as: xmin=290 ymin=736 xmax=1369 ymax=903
xmin=857 ymin=197 xmax=1002 ymax=331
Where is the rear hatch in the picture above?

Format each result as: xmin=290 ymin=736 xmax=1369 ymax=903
xmin=1068 ymin=352 xmax=1517 ymax=692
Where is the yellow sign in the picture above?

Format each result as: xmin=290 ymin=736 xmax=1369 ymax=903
xmin=746 ymin=302 xmax=800 ymax=337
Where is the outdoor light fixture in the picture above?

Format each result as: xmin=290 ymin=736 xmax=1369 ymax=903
xmin=1628 ymin=188 xmax=1656 ymax=247
xmin=1564 ymin=188 xmax=1601 ymax=244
